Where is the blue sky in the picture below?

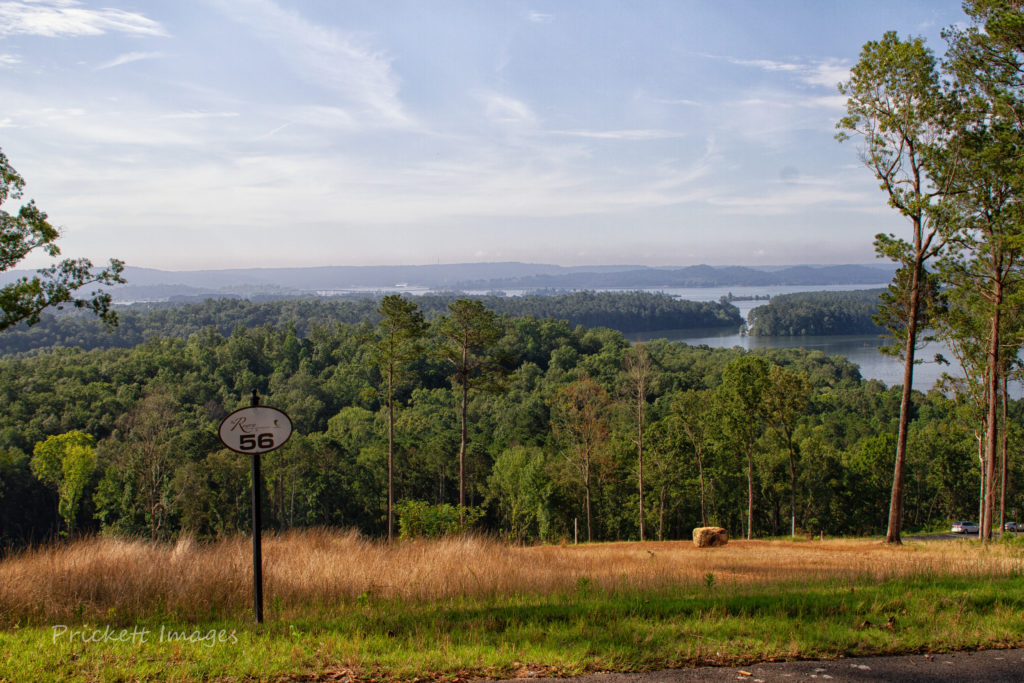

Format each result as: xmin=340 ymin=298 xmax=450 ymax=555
xmin=0 ymin=0 xmax=964 ymax=270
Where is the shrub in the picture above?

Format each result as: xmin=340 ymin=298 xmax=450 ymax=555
xmin=395 ymin=500 xmax=484 ymax=539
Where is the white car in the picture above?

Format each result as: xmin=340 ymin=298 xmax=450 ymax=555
xmin=1004 ymin=521 xmax=1021 ymax=532
xmin=951 ymin=521 xmax=980 ymax=534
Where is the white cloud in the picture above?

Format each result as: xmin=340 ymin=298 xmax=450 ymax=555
xmin=481 ymin=93 xmax=537 ymax=125
xmin=19 ymin=130 xmax=724 ymax=263
xmin=706 ymin=183 xmax=871 ymax=216
xmin=96 ymin=51 xmax=163 ymax=70
xmin=650 ymin=96 xmax=702 ymax=106
xmin=799 ymin=94 xmax=848 ymax=109
xmin=159 ymin=111 xmax=240 ymax=120
xmin=715 ymin=54 xmax=851 ymax=90
xmin=726 ymin=57 xmax=801 ymax=73
xmin=0 ymin=0 xmax=165 ymax=37
xmin=0 ymin=90 xmax=207 ymax=146
xmin=647 ymin=136 xmax=719 ymax=190
xmin=215 ymin=0 xmax=411 ymax=127
xmin=0 ymin=53 xmax=20 ymax=67
xmin=735 ymin=93 xmax=847 ymax=111
xmin=283 ymin=105 xmax=358 ymax=130
xmin=527 ymin=11 xmax=554 ymax=24
xmin=551 ymin=129 xmax=683 ymax=141
xmin=802 ymin=59 xmax=851 ymax=89
xmin=255 ymin=122 xmax=291 ymax=140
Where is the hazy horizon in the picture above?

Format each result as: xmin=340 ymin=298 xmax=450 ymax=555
xmin=115 ymin=259 xmax=896 ymax=273
xmin=1 ymin=1 xmax=963 ymax=271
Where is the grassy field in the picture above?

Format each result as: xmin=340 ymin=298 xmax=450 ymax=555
xmin=2 ymin=530 xmax=1023 ymax=681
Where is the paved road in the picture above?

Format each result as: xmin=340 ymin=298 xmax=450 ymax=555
xmin=912 ymin=530 xmax=1022 ymax=541
xmin=500 ymin=649 xmax=1024 ymax=682
xmin=913 ymin=531 xmax=982 ymax=541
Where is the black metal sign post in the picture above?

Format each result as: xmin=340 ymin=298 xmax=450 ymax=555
xmin=249 ymin=389 xmax=264 ymax=624
xmin=218 ymin=389 xmax=293 ymax=625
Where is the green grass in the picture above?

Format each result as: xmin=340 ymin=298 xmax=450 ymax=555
xmin=4 ymin=573 xmax=1024 ymax=682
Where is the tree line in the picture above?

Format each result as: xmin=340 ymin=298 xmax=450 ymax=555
xmin=0 ymin=291 xmax=741 ymax=357
xmin=747 ymin=290 xmax=885 ymax=336
xmin=1 ymin=296 xmax=1016 ymax=551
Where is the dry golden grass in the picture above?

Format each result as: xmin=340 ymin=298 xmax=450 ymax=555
xmin=2 ymin=529 xmax=1021 ymax=626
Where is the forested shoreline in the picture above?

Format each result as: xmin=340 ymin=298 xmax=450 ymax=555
xmin=0 ymin=291 xmax=741 ymax=357
xmin=0 ymin=295 xmax=1010 ymax=552
xmin=747 ymin=290 xmax=885 ymax=336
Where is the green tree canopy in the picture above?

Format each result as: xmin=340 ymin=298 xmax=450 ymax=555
xmin=30 ymin=430 xmax=97 ymax=535
xmin=436 ymin=298 xmax=504 ymax=513
xmin=370 ymin=294 xmax=427 ymax=542
xmin=0 ymin=147 xmax=124 ymax=331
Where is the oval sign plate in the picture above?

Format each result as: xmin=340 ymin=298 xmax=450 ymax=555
xmin=219 ymin=406 xmax=293 ymax=455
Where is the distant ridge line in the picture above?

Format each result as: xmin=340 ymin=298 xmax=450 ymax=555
xmin=0 ymin=262 xmax=897 ymax=301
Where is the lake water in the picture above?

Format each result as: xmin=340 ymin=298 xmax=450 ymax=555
xmin=618 ymin=283 xmax=1021 ymax=396
xmin=618 ymin=283 xmax=925 ymax=386
xmin=628 ymin=327 xmax=951 ymax=389
xmin=431 ymin=280 xmax=1008 ymax=393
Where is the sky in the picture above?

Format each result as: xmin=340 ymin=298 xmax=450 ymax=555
xmin=0 ymin=0 xmax=967 ymax=271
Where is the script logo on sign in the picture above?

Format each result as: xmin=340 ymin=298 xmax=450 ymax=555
xmin=218 ymin=406 xmax=293 ymax=454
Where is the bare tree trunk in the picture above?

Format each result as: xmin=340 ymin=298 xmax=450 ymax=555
xmin=746 ymin=448 xmax=754 ymax=540
xmin=978 ymin=432 xmax=986 ymax=526
xmin=459 ymin=378 xmax=468 ymax=520
xmin=789 ymin=451 xmax=797 ymax=537
xmin=887 ymin=261 xmax=921 ymax=544
xmin=982 ymin=278 xmax=1002 ymax=542
xmin=1001 ymin=374 xmax=1009 ymax=534
xmin=584 ymin=462 xmax=592 ymax=543
xmin=627 ymin=345 xmax=649 ymax=542
xmin=458 ymin=339 xmax=469 ymax=524
xmin=696 ymin=449 xmax=708 ymax=527
xmin=387 ymin=364 xmax=395 ymax=544
xmin=658 ymin=485 xmax=666 ymax=541
xmin=637 ymin=404 xmax=644 ymax=542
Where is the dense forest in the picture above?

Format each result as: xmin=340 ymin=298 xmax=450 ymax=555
xmin=0 ymin=291 xmax=741 ymax=357
xmin=747 ymin=290 xmax=885 ymax=336
xmin=0 ymin=295 xmax=1012 ymax=552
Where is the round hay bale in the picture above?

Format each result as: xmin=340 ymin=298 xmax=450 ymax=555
xmin=692 ymin=526 xmax=729 ymax=547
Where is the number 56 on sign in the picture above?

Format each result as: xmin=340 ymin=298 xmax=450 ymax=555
xmin=218 ymin=406 xmax=293 ymax=455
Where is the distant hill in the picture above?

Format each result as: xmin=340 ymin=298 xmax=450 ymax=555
xmin=457 ymin=264 xmax=897 ymax=290
xmin=111 ymin=262 xmax=642 ymax=290
xmin=0 ymin=261 xmax=897 ymax=302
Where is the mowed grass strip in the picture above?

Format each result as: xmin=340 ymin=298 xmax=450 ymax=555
xmin=1 ymin=532 xmax=1023 ymax=681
